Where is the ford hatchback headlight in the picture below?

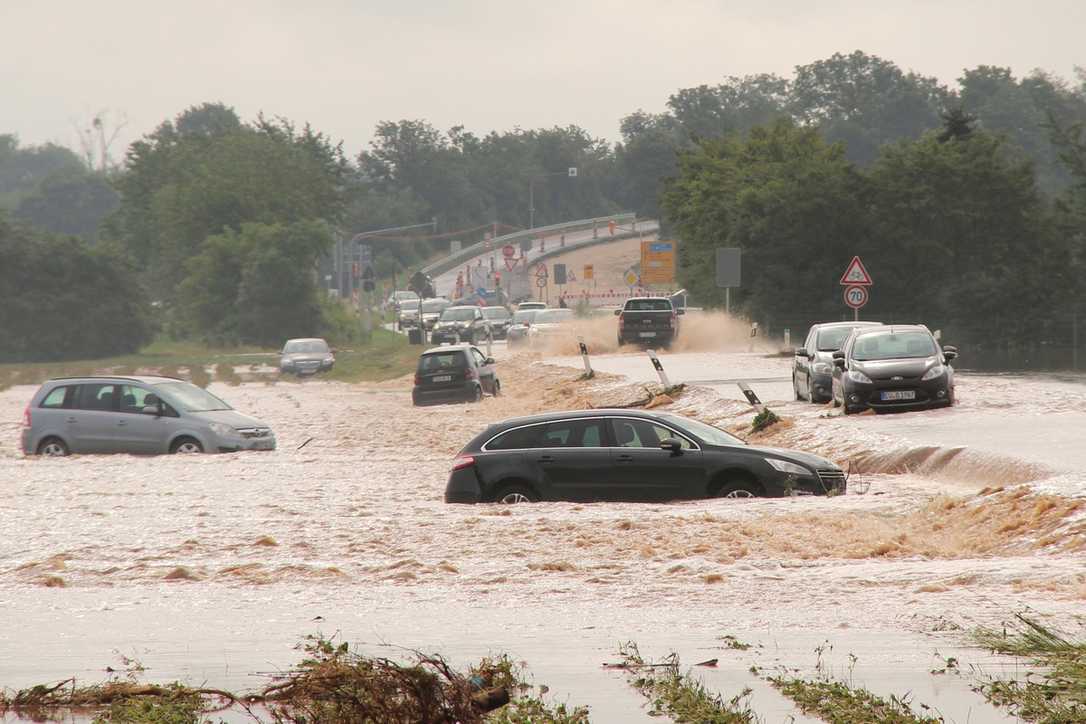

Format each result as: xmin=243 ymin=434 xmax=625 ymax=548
xmin=765 ymin=458 xmax=810 ymax=476
xmin=847 ymin=370 xmax=872 ymax=384
xmin=921 ymin=364 xmax=945 ymax=381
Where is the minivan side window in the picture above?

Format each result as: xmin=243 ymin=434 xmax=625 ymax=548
xmin=39 ymin=386 xmax=72 ymax=408
xmin=76 ymin=383 xmax=117 ymax=411
xmin=118 ymin=385 xmax=158 ymax=414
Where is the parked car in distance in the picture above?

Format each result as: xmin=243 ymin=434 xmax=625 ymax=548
xmin=397 ymin=299 xmax=421 ymax=330
xmin=388 ymin=290 xmax=419 ymax=312
xmin=481 ymin=306 xmax=513 ymax=339
xmin=793 ymin=321 xmax=882 ymax=403
xmin=280 ymin=338 xmax=335 ymax=376
xmin=21 ymin=376 xmax=276 ymax=456
xmin=412 ymin=345 xmax=500 ymax=406
xmin=420 ymin=298 xmax=452 ymax=331
xmin=527 ymin=308 xmax=575 ymax=345
xmin=517 ymin=301 xmax=547 ymax=312
xmin=616 ymin=297 xmax=682 ymax=347
xmin=445 ymin=409 xmax=844 ymax=503
xmin=431 ymin=306 xmax=492 ymax=345
xmin=506 ymin=309 xmax=538 ymax=347
xmin=832 ymin=325 xmax=958 ymax=414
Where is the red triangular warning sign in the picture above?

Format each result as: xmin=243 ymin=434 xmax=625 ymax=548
xmin=839 ymin=256 xmax=873 ymax=286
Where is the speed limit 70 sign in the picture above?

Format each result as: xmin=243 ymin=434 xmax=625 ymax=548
xmin=844 ymin=285 xmax=869 ymax=310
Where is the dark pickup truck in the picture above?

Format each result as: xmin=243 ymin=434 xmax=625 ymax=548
xmin=615 ymin=297 xmax=683 ymax=347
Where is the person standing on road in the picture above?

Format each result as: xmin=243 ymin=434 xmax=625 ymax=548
xmin=559 ymin=295 xmax=567 ymax=309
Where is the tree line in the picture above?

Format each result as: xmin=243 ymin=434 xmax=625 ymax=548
xmin=2 ymin=50 xmax=1085 ymax=360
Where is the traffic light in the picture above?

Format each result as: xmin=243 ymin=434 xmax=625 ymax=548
xmin=494 ymin=272 xmax=501 ymax=288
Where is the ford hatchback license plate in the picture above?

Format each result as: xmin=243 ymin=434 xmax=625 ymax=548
xmin=433 ymin=375 xmax=452 ymax=383
xmin=639 ymin=331 xmax=656 ymax=338
xmin=880 ymin=390 xmax=916 ymax=401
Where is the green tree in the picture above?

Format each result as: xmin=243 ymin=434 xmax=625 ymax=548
xmin=14 ymin=168 xmax=119 ymax=242
xmin=0 ymin=214 xmax=153 ymax=362
xmin=178 ymin=220 xmax=332 ymax=346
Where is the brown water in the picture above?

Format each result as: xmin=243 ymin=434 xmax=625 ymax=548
xmin=1 ymin=354 xmax=1083 ymax=720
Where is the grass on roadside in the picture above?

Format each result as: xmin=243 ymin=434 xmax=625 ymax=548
xmin=0 ymin=329 xmax=419 ymax=392
xmin=616 ymin=642 xmax=757 ymax=723
xmin=767 ymin=676 xmax=942 ymax=724
xmin=972 ymin=614 xmax=1086 ymax=722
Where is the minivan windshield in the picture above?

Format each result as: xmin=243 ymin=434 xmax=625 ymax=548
xmin=482 ymin=307 xmax=510 ymax=320
xmin=852 ymin=331 xmax=937 ymax=361
xmin=283 ymin=339 xmax=329 ymax=354
xmin=534 ymin=309 xmax=574 ymax=324
xmin=154 ymin=381 xmax=233 ymax=412
xmin=441 ymin=308 xmax=478 ymax=322
xmin=660 ymin=414 xmax=746 ymax=446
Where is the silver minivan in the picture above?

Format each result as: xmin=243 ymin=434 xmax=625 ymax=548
xmin=20 ymin=375 xmax=276 ymax=456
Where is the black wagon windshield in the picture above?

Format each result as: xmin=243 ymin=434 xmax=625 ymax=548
xmin=852 ymin=331 xmax=937 ymax=361
xmin=441 ymin=308 xmax=478 ymax=322
xmin=154 ymin=381 xmax=233 ymax=412
xmin=660 ymin=414 xmax=746 ymax=446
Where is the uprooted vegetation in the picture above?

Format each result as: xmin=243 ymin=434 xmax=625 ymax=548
xmin=0 ymin=635 xmax=586 ymax=723
xmin=613 ymin=642 xmax=756 ymax=723
xmin=973 ymin=614 xmax=1086 ymax=722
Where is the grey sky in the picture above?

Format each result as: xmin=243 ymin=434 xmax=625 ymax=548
xmin=3 ymin=0 xmax=1083 ymax=156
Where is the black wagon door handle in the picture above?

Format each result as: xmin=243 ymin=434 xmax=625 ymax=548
xmin=537 ymin=455 xmax=555 ymax=463
xmin=615 ymin=454 xmax=633 ymax=462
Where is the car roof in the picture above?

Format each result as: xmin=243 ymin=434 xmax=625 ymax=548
xmin=45 ymin=375 xmax=185 ymax=385
xmin=490 ymin=408 xmax=669 ymax=429
xmin=853 ymin=324 xmax=930 ymax=337
xmin=284 ymin=337 xmax=327 ymax=343
xmin=812 ymin=321 xmax=882 ymax=329
xmin=421 ymin=344 xmax=473 ymax=355
xmin=625 ymin=296 xmax=671 ymax=302
xmin=445 ymin=305 xmax=480 ymax=311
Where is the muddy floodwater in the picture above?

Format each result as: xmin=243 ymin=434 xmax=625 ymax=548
xmin=1 ymin=346 xmax=1083 ymax=721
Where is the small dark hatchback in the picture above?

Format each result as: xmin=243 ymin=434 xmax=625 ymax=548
xmin=445 ymin=409 xmax=844 ymax=504
xmin=412 ymin=345 xmax=500 ymax=406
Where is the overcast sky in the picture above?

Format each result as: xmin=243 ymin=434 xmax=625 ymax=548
xmin=3 ymin=1 xmax=1083 ymax=157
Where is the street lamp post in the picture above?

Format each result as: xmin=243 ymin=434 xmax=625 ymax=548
xmin=529 ymin=168 xmax=578 ymax=229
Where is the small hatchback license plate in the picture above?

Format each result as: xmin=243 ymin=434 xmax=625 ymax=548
xmin=639 ymin=331 xmax=657 ymax=338
xmin=433 ymin=375 xmax=452 ymax=383
xmin=880 ymin=390 xmax=916 ymax=401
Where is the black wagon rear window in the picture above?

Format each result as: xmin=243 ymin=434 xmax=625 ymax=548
xmin=486 ymin=425 xmax=542 ymax=450
xmin=419 ymin=352 xmax=466 ymax=372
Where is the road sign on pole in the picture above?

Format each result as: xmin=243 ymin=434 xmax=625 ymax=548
xmin=553 ymin=263 xmax=567 ymax=285
xmin=839 ymin=256 xmax=873 ymax=286
xmin=583 ymin=264 xmax=594 ymax=280
xmin=844 ymin=285 xmax=869 ymax=320
xmin=535 ymin=264 xmax=548 ymax=279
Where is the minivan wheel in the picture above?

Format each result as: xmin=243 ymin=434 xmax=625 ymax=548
xmin=493 ymin=484 xmax=539 ymax=504
xmin=171 ymin=437 xmax=204 ymax=454
xmin=38 ymin=437 xmax=69 ymax=457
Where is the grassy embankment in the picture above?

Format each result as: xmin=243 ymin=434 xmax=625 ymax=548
xmin=0 ymin=329 xmax=419 ymax=391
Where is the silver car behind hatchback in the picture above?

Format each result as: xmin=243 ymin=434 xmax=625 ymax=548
xmin=21 ymin=375 xmax=276 ymax=456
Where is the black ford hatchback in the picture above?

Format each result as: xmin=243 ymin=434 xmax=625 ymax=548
xmin=445 ymin=409 xmax=844 ymax=503
xmin=831 ymin=325 xmax=957 ymax=414
xmin=412 ymin=345 xmax=500 ymax=406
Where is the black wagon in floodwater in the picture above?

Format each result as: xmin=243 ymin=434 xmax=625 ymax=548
xmin=445 ymin=409 xmax=844 ymax=504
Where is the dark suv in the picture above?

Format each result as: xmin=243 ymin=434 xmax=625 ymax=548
xmin=430 ymin=306 xmax=491 ymax=345
xmin=616 ymin=297 xmax=682 ymax=347
xmin=445 ymin=409 xmax=844 ymax=503
xmin=412 ymin=345 xmax=501 ymax=406
xmin=832 ymin=325 xmax=958 ymax=414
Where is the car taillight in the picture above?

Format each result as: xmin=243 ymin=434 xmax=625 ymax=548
xmin=464 ymin=368 xmax=478 ymax=380
xmin=618 ymin=315 xmax=625 ymax=329
xmin=22 ymin=405 xmax=31 ymax=428
xmin=451 ymin=455 xmax=475 ymax=471
xmin=413 ymin=373 xmax=421 ymax=385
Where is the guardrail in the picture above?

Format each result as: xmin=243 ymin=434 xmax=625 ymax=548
xmin=420 ymin=212 xmax=636 ymax=279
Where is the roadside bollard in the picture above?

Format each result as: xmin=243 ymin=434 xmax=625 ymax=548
xmin=486 ymin=332 xmax=493 ymax=357
xmin=737 ymin=381 xmax=764 ymax=412
xmin=647 ymin=350 xmax=670 ymax=388
xmin=748 ymin=322 xmax=759 ymax=352
xmin=578 ymin=336 xmax=593 ymax=379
